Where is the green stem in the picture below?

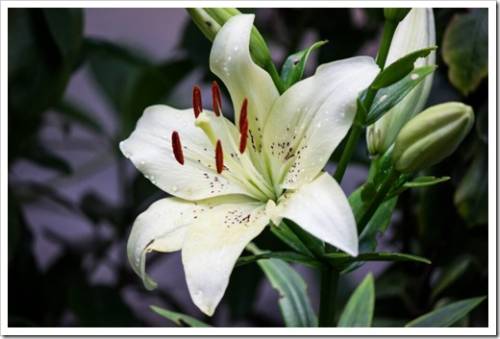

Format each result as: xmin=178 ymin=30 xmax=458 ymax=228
xmin=375 ymin=20 xmax=397 ymax=69
xmin=318 ymin=266 xmax=339 ymax=327
xmin=266 ymin=61 xmax=285 ymax=94
xmin=319 ymin=16 xmax=399 ymax=328
xmin=333 ymin=20 xmax=396 ymax=182
xmin=357 ymin=167 xmax=400 ymax=231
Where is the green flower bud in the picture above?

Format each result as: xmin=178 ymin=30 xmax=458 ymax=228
xmin=384 ymin=8 xmax=411 ymax=23
xmin=392 ymin=102 xmax=475 ymax=173
xmin=192 ymin=8 xmax=273 ymax=72
xmin=186 ymin=8 xmax=221 ymax=41
xmin=367 ymin=8 xmax=436 ymax=155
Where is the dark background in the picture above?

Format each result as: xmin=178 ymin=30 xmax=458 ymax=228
xmin=8 ymin=8 xmax=488 ymax=327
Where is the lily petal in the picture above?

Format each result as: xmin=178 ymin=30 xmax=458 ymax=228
xmin=367 ymin=8 xmax=436 ymax=154
xmin=127 ymin=197 xmax=199 ymax=290
xmin=210 ymin=14 xmax=279 ymax=151
xmin=182 ymin=197 xmax=269 ymax=315
xmin=120 ymin=105 xmax=251 ymax=200
xmin=277 ymin=172 xmax=358 ymax=256
xmin=263 ymin=57 xmax=379 ymax=190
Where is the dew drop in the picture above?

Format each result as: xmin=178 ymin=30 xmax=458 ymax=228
xmin=410 ymin=73 xmax=419 ymax=80
xmin=380 ymin=94 xmax=388 ymax=102
xmin=172 ymin=186 xmax=178 ymax=192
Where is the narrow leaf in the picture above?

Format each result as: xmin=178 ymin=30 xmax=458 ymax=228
xmin=271 ymin=222 xmax=315 ymax=257
xmin=371 ymin=46 xmax=436 ymax=89
xmin=237 ymin=251 xmax=321 ymax=269
xmin=366 ymin=65 xmax=436 ymax=125
xmin=404 ymin=176 xmax=450 ymax=188
xmin=405 ymin=297 xmax=485 ymax=327
xmin=286 ymin=220 xmax=325 ymax=257
xmin=338 ymin=274 xmax=375 ymax=327
xmin=431 ymin=256 xmax=472 ymax=301
xmin=280 ymin=40 xmax=327 ymax=89
xmin=248 ymin=245 xmax=317 ymax=327
xmin=325 ymin=252 xmax=431 ymax=266
xmin=150 ymin=305 xmax=210 ymax=327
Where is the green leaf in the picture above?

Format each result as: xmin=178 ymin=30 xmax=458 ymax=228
xmin=442 ymin=9 xmax=488 ymax=96
xmin=371 ymin=46 xmax=437 ymax=89
xmin=150 ymin=305 xmax=210 ymax=327
xmin=404 ymin=176 xmax=450 ymax=188
xmin=248 ymin=245 xmax=317 ymax=327
xmin=349 ymin=184 xmax=398 ymax=253
xmin=454 ymin=148 xmax=488 ymax=226
xmin=285 ymin=220 xmax=325 ymax=257
xmin=280 ymin=40 xmax=327 ymax=89
xmin=338 ymin=274 xmax=375 ymax=327
xmin=365 ymin=65 xmax=437 ymax=125
xmin=270 ymin=222 xmax=315 ymax=257
xmin=237 ymin=251 xmax=321 ymax=269
xmin=431 ymin=256 xmax=472 ymax=301
xmin=325 ymin=252 xmax=431 ymax=266
xmin=405 ymin=297 xmax=485 ymax=327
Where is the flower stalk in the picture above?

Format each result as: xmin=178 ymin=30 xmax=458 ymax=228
xmin=319 ymin=14 xmax=400 ymax=328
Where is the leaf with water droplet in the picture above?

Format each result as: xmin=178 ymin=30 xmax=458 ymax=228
xmin=364 ymin=65 xmax=437 ymax=125
xmin=280 ymin=40 xmax=327 ymax=90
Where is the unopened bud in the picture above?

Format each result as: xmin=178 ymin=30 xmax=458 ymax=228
xmin=367 ymin=8 xmax=436 ymax=155
xmin=384 ymin=8 xmax=411 ymax=23
xmin=186 ymin=8 xmax=221 ymax=41
xmin=200 ymin=8 xmax=273 ymax=71
xmin=392 ymin=102 xmax=474 ymax=173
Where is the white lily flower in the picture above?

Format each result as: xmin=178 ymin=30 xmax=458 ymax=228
xmin=367 ymin=8 xmax=436 ymax=155
xmin=120 ymin=14 xmax=379 ymax=316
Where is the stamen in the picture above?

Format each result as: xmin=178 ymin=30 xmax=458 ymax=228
xmin=239 ymin=98 xmax=248 ymax=133
xmin=193 ymin=85 xmax=202 ymax=118
xmin=211 ymin=81 xmax=222 ymax=116
xmin=171 ymin=131 xmax=184 ymax=165
xmin=215 ymin=140 xmax=224 ymax=174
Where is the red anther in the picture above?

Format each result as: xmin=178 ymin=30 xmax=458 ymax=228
xmin=215 ymin=140 xmax=224 ymax=174
xmin=211 ymin=81 xmax=222 ymax=116
xmin=239 ymin=125 xmax=248 ymax=154
xmin=193 ymin=85 xmax=202 ymax=118
xmin=171 ymin=131 xmax=184 ymax=165
xmin=239 ymin=98 xmax=248 ymax=133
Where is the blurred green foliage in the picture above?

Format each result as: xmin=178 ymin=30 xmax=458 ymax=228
xmin=8 ymin=8 xmax=488 ymax=327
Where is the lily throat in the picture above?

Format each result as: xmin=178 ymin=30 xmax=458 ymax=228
xmin=170 ymin=82 xmax=278 ymax=202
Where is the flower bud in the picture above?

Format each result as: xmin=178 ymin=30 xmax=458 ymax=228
xmin=367 ymin=8 xmax=436 ymax=155
xmin=186 ymin=8 xmax=221 ymax=41
xmin=392 ymin=102 xmax=474 ymax=173
xmin=196 ymin=8 xmax=274 ymax=72
xmin=384 ymin=8 xmax=411 ymax=23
